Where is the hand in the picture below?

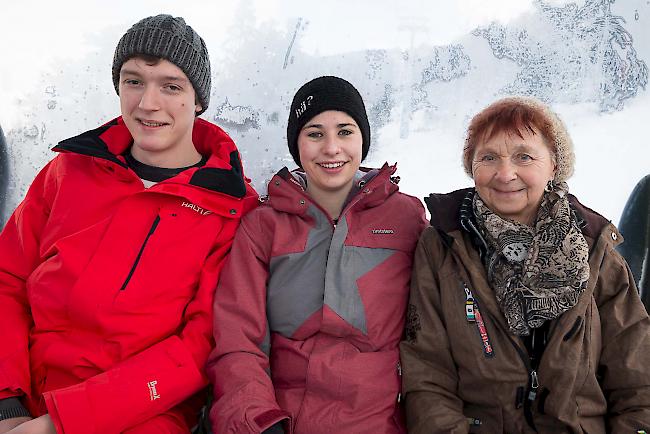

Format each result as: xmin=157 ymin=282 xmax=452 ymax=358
xmin=6 ymin=415 xmax=55 ymax=434
xmin=0 ymin=418 xmax=32 ymax=434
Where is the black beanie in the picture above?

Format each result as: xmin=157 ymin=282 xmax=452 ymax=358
xmin=112 ymin=14 xmax=211 ymax=115
xmin=287 ymin=76 xmax=371 ymax=167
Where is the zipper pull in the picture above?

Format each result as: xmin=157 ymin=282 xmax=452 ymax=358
xmin=464 ymin=284 xmax=472 ymax=299
xmin=528 ymin=370 xmax=539 ymax=401
xmin=463 ymin=283 xmax=476 ymax=322
xmin=397 ymin=361 xmax=402 ymax=403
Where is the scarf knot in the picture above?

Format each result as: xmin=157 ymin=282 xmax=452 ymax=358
xmin=473 ymin=182 xmax=590 ymax=336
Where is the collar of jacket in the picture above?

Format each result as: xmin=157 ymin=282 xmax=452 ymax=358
xmin=52 ymin=117 xmax=258 ymax=215
xmin=424 ymin=187 xmax=620 ymax=246
xmin=265 ymin=163 xmax=399 ymax=216
xmin=424 ymin=188 xmax=624 ymax=347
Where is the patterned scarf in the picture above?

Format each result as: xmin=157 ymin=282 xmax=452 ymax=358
xmin=473 ymin=182 xmax=590 ymax=336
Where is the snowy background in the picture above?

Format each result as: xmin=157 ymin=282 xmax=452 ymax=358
xmin=0 ymin=0 xmax=647 ymax=224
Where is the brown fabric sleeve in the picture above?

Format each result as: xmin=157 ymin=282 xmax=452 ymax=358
xmin=594 ymin=229 xmax=650 ymax=432
xmin=400 ymin=228 xmax=469 ymax=434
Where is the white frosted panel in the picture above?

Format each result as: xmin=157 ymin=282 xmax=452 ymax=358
xmin=0 ymin=0 xmax=647 ymax=224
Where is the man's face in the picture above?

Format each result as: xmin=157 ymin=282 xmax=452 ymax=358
xmin=119 ymin=57 xmax=202 ymax=167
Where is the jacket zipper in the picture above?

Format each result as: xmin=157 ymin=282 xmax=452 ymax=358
xmin=458 ymin=218 xmax=546 ymax=431
xmin=285 ymin=174 xmax=378 ymax=230
xmin=484 ymin=309 xmax=539 ymax=431
xmin=329 ymin=179 xmax=377 ymax=231
xmin=119 ymin=215 xmax=160 ymax=291
xmin=463 ymin=281 xmax=539 ymax=431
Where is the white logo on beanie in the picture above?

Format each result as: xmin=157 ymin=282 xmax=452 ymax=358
xmin=295 ymin=95 xmax=314 ymax=118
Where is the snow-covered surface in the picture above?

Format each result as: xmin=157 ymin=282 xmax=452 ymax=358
xmin=0 ymin=0 xmax=647 ymax=224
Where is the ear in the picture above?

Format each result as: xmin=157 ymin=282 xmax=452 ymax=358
xmin=551 ymin=154 xmax=558 ymax=179
xmin=195 ymin=104 xmax=202 ymax=113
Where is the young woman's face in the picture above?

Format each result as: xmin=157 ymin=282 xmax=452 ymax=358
xmin=298 ymin=110 xmax=363 ymax=198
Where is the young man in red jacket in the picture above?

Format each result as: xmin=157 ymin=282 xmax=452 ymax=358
xmin=0 ymin=14 xmax=257 ymax=434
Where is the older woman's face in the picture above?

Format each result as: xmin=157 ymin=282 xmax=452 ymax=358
xmin=472 ymin=127 xmax=556 ymax=226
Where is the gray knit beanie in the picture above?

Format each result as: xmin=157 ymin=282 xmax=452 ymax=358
xmin=112 ymin=14 xmax=211 ymax=115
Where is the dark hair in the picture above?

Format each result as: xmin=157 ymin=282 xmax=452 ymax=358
xmin=130 ymin=54 xmax=162 ymax=65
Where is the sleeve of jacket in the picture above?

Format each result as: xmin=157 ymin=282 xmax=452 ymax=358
xmin=400 ymin=229 xmax=469 ymax=434
xmin=206 ymin=214 xmax=291 ymax=434
xmin=410 ymin=195 xmax=429 ymax=238
xmin=42 ymin=216 xmax=241 ymax=434
xmin=0 ymin=161 xmax=56 ymax=402
xmin=617 ymin=174 xmax=650 ymax=287
xmin=594 ymin=227 xmax=650 ymax=432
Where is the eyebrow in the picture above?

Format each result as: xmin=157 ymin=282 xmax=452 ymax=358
xmin=475 ymin=143 xmax=537 ymax=156
xmin=511 ymin=143 xmax=537 ymax=153
xmin=303 ymin=123 xmax=358 ymax=129
xmin=119 ymin=69 xmax=189 ymax=83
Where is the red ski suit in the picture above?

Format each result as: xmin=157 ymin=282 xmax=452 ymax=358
xmin=0 ymin=117 xmax=257 ymax=433
xmin=207 ymin=165 xmax=427 ymax=433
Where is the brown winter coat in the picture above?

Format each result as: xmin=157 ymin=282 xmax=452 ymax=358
xmin=400 ymin=188 xmax=650 ymax=433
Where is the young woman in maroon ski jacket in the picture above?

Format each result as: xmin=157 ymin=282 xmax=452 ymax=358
xmin=207 ymin=76 xmax=428 ymax=434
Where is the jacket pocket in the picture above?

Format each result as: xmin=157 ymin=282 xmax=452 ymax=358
xmin=463 ymin=404 xmax=503 ymax=433
xmin=119 ymin=215 xmax=160 ymax=291
xmin=349 ymin=229 xmax=416 ymax=252
xmin=563 ymin=316 xmax=583 ymax=341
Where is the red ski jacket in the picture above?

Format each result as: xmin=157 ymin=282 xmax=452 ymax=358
xmin=207 ymin=165 xmax=428 ymax=434
xmin=0 ymin=117 xmax=258 ymax=433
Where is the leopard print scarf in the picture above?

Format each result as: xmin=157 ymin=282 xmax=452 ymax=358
xmin=473 ymin=182 xmax=590 ymax=336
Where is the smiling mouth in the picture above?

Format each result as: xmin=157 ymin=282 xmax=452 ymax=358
xmin=318 ymin=162 xmax=346 ymax=169
xmin=494 ymin=188 xmax=524 ymax=194
xmin=138 ymin=119 xmax=168 ymax=127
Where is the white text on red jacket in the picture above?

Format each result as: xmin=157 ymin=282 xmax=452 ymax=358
xmin=147 ymin=380 xmax=161 ymax=401
xmin=182 ymin=202 xmax=212 ymax=216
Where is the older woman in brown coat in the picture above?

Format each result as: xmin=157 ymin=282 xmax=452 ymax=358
xmin=400 ymin=96 xmax=650 ymax=433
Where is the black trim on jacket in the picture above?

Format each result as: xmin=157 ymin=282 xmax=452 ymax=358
xmin=189 ymin=150 xmax=247 ymax=198
xmin=54 ymin=121 xmax=247 ymax=198
xmin=54 ymin=120 xmax=126 ymax=168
